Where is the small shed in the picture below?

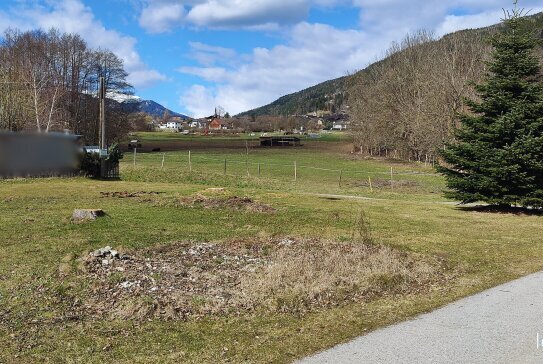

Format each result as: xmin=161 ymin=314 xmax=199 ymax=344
xmin=259 ymin=136 xmax=302 ymax=147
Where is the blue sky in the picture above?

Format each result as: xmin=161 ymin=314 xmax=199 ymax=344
xmin=1 ymin=0 xmax=542 ymax=117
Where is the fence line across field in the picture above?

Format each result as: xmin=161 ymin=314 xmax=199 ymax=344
xmin=187 ymin=154 xmax=438 ymax=176
xmin=129 ymin=149 xmax=439 ymax=187
xmin=194 ymin=156 xmax=438 ymax=176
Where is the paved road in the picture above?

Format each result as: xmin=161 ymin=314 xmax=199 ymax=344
xmin=299 ymin=271 xmax=543 ymax=364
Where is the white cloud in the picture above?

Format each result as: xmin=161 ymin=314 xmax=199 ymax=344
xmin=179 ymin=22 xmax=373 ymax=117
xmin=127 ymin=70 xmax=169 ymax=89
xmin=436 ymin=10 xmax=505 ymax=36
xmin=186 ymin=0 xmax=309 ymax=29
xmin=178 ymin=0 xmax=543 ymax=117
xmin=180 ymin=84 xmax=217 ymax=117
xmin=137 ymin=0 xmax=348 ymax=33
xmin=437 ymin=6 xmax=543 ymax=36
xmin=138 ymin=0 xmax=543 ymax=34
xmin=0 ymin=0 xmax=167 ymax=90
xmin=188 ymin=41 xmax=237 ymax=66
xmin=180 ymin=67 xmax=229 ymax=82
xmin=354 ymin=0 xmax=543 ymax=38
xmin=139 ymin=1 xmax=186 ymax=33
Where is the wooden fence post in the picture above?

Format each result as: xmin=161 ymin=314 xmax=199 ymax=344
xmin=133 ymin=148 xmax=136 ymax=168
xmin=339 ymin=170 xmax=343 ymax=187
xmin=390 ymin=166 xmax=393 ymax=190
xmin=369 ymin=176 xmax=373 ymax=193
xmin=224 ymin=159 xmax=227 ymax=175
xmin=189 ymin=150 xmax=192 ymax=172
xmin=294 ymin=161 xmax=297 ymax=182
xmin=161 ymin=153 xmax=165 ymax=170
xmin=258 ymin=163 xmax=261 ymax=177
xmin=245 ymin=141 xmax=250 ymax=177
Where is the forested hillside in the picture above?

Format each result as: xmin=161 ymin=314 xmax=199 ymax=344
xmin=239 ymin=13 xmax=543 ymax=162
xmin=238 ymin=76 xmax=348 ymax=117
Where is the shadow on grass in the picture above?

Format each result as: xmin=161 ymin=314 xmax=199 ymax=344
xmin=458 ymin=205 xmax=543 ymax=216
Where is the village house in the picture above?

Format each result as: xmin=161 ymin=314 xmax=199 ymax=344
xmin=209 ymin=117 xmax=228 ymax=130
xmin=189 ymin=120 xmax=206 ymax=129
xmin=166 ymin=120 xmax=183 ymax=130
xmin=332 ymin=121 xmax=348 ymax=131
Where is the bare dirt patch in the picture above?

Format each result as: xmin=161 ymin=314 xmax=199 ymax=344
xmin=179 ymin=194 xmax=277 ymax=213
xmin=119 ymin=137 xmax=350 ymax=153
xmin=77 ymin=238 xmax=447 ymax=321
xmin=100 ymin=191 xmax=164 ymax=198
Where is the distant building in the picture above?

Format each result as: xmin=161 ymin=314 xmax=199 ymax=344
xmin=260 ymin=136 xmax=302 ymax=147
xmin=332 ymin=121 xmax=348 ymax=131
xmin=166 ymin=121 xmax=182 ymax=130
xmin=209 ymin=118 xmax=228 ymax=130
xmin=189 ymin=120 xmax=205 ymax=129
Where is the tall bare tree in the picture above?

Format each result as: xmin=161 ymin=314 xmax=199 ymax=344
xmin=0 ymin=28 xmax=134 ymax=143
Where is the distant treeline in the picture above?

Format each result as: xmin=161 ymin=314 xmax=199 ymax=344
xmin=348 ymin=14 xmax=543 ymax=162
xmin=0 ymin=28 xmax=134 ymax=143
xmin=231 ymin=115 xmax=324 ymax=132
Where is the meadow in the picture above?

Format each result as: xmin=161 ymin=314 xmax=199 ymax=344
xmin=1 ymin=132 xmax=542 ymax=363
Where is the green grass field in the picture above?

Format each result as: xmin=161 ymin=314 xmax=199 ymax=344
xmin=125 ymin=131 xmax=442 ymax=199
xmin=1 ymin=133 xmax=542 ymax=363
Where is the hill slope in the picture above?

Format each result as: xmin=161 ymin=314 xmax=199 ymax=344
xmin=238 ymin=76 xmax=348 ymax=117
xmin=238 ymin=13 xmax=543 ymax=119
xmin=346 ymin=12 xmax=543 ymax=161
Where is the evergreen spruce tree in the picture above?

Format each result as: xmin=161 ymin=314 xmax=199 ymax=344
xmin=439 ymin=3 xmax=543 ymax=208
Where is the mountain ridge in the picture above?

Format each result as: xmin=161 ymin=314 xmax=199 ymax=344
xmin=111 ymin=94 xmax=190 ymax=119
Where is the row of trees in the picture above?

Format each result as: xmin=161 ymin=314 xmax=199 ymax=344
xmin=232 ymin=115 xmax=321 ymax=132
xmin=349 ymin=28 xmax=494 ymax=162
xmin=0 ymin=28 xmax=133 ymax=143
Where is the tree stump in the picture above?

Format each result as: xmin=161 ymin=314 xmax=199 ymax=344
xmin=72 ymin=209 xmax=105 ymax=222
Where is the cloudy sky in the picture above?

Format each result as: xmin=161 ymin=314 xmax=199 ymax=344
xmin=1 ymin=0 xmax=542 ymax=117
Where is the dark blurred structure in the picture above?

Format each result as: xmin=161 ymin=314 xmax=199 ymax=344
xmin=259 ymin=136 xmax=302 ymax=147
xmin=0 ymin=132 xmax=81 ymax=178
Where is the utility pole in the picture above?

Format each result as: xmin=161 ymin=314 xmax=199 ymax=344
xmin=99 ymin=76 xmax=106 ymax=177
xmin=99 ymin=76 xmax=106 ymax=151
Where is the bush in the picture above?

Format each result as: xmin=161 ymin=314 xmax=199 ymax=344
xmin=79 ymin=143 xmax=123 ymax=178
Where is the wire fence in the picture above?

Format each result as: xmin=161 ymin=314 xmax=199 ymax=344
xmin=124 ymin=149 xmax=441 ymax=190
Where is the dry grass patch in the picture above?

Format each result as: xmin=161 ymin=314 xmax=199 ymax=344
xmin=239 ymin=239 xmax=440 ymax=313
xmin=178 ymin=193 xmax=277 ymax=213
xmin=75 ymin=238 xmax=446 ymax=321
xmin=354 ymin=178 xmax=419 ymax=188
xmin=98 ymin=189 xmax=277 ymax=213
